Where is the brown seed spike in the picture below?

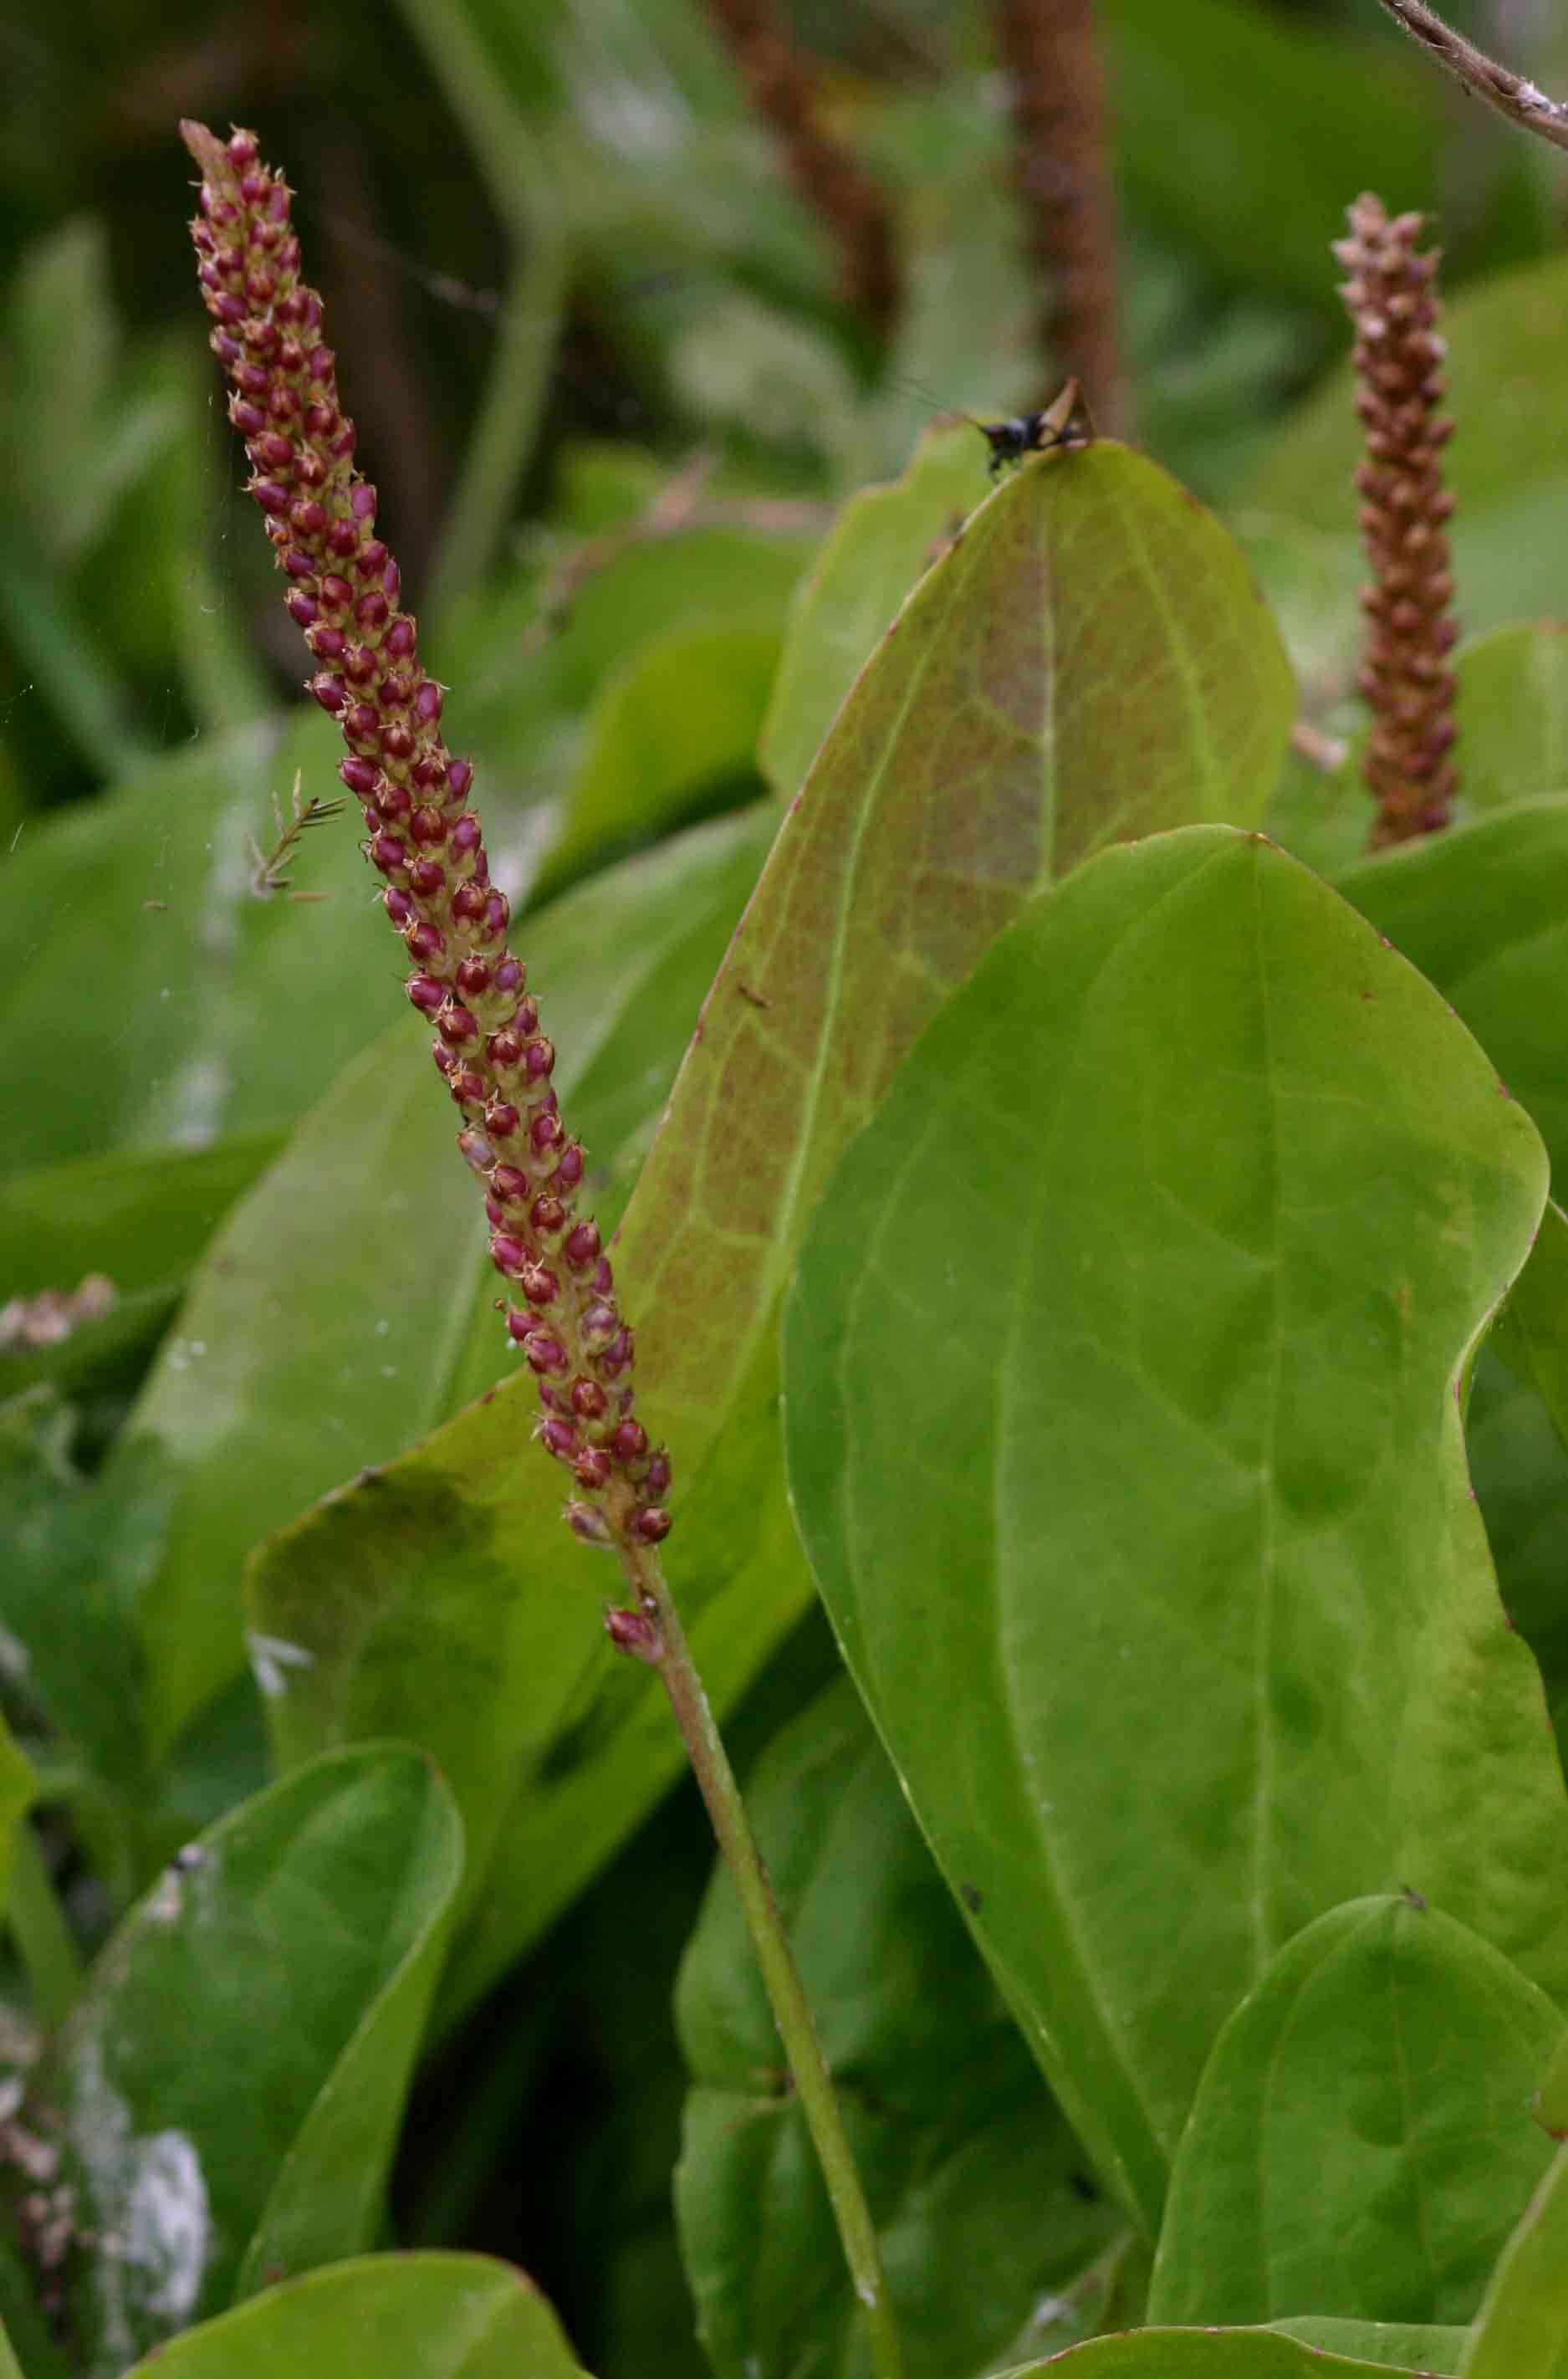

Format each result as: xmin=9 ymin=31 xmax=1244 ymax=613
xmin=1337 ymin=193 xmax=1460 ymax=851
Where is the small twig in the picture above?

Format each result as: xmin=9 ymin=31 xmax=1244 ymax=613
xmin=1290 ymin=719 xmax=1351 ymax=775
xmin=249 ymin=769 xmax=346 ymax=900
xmin=1371 ymin=0 xmax=1568 ymax=153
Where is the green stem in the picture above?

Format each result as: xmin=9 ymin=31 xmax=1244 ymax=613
xmin=423 ymin=238 xmax=568 ymax=634
xmin=8 ymin=1818 xmax=82 ymax=2030
xmin=631 ymin=1544 xmax=908 ymax=2379
xmin=392 ymin=0 xmax=569 ymax=632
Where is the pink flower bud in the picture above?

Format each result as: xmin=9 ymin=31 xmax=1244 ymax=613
xmin=383 ymin=886 xmax=415 ymax=928
xmin=571 ymin=1379 xmax=609 ymax=1422
xmin=564 ymin=1222 xmax=600 ymax=1270
xmin=309 ymin=670 xmax=347 ymax=714
xmin=526 ymin=1334 xmax=569 ymax=1377
xmin=568 ymin=1502 xmax=615 ymax=1548
xmin=409 ymin=857 xmax=445 ymax=898
xmin=539 ymin=1418 xmax=579 ymax=1461
xmin=486 ymin=1099 xmax=521 ymax=1141
xmin=457 ymin=1128 xmax=494 ymax=1172
xmin=612 ymin=1420 xmax=648 ymax=1466
xmin=531 ymin=1195 xmax=566 ymax=1237
xmin=632 ymin=1506 xmax=672 ymax=1544
xmin=490 ymin=1164 xmax=529 ymax=1206
xmin=521 ymin=1263 xmax=559 ymax=1309
xmin=605 ymin=1605 xmax=661 ymax=1660
xmin=437 ymin=1000 xmax=478 ymax=1046
xmin=575 ymin=1448 xmax=612 ymax=1491
xmin=406 ymin=974 xmax=445 ymax=1016
xmin=645 ymin=1450 xmax=672 ymax=1498
xmin=490 ymin=1233 xmax=528 ymax=1276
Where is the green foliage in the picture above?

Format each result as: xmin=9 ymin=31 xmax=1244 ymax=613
xmin=47 ymin=1746 xmax=461 ymax=2371
xmin=117 ymin=2254 xmax=592 ymax=2376
xmin=675 ymin=1679 xmax=1121 ymax=2376
xmin=782 ymin=826 xmax=1568 ymax=2231
xmin=1148 ymin=1897 xmax=1559 ymax=2325
xmin=13 ymin=4 xmax=1568 ymax=2371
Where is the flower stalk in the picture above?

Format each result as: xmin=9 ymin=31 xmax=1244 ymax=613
xmin=699 ymin=0 xmax=899 ymax=337
xmin=1335 ymin=192 xmax=1459 ymax=850
xmin=182 ymin=120 xmax=906 ymax=2379
xmin=992 ymin=0 xmax=1128 ymax=437
xmin=183 ymin=120 xmax=670 ymax=1565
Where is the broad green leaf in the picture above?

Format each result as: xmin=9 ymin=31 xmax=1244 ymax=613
xmin=1463 ymin=1348 xmax=1568 ymax=1772
xmin=444 ymin=523 xmax=809 ymax=825
xmin=1332 ymin=799 xmax=1568 ymax=1187
xmin=1261 ymin=740 xmax=1370 ymax=882
xmin=0 ymin=2310 xmax=21 ymax=2379
xmin=1454 ymin=626 xmax=1568 ymax=811
xmin=125 ymin=805 xmax=774 ymax=1756
xmin=0 ymin=1387 xmax=163 ymax=1790
xmin=1004 ymin=2331 xmax=1438 ymax=2376
xmin=531 ymin=624 xmax=779 ymax=901
xmin=0 ymin=713 xmax=401 ymax=1170
xmin=675 ymin=1678 xmax=1120 ymax=2379
xmin=1149 ymin=1896 xmax=1559 ymax=2326
xmin=1460 ymin=2140 xmax=1568 ymax=2376
xmin=1269 ymin=2318 xmax=1463 ymax=2372
xmin=48 ymin=1744 xmax=462 ymax=2373
xmin=1263 ymin=627 xmax=1568 ymax=880
xmin=784 ymin=826 xmax=1568 ymax=2235
xmin=759 ymin=421 xmax=988 ymax=801
xmin=252 ymin=447 xmax=1294 ymax=2028
xmin=0 ymin=1133 xmax=282 ymax=1302
xmin=1492 ymin=1200 xmax=1568 ymax=1460
xmin=1535 ymin=2026 xmax=1568 ymax=2140
xmin=1244 ymin=255 xmax=1568 ymax=668
xmin=1104 ymin=0 xmax=1440 ymax=310
xmin=120 ymin=2253 xmax=590 ymax=2376
xmin=0 ymin=1135 xmax=283 ymax=1404
xmin=0 ymin=1705 xmax=38 ymax=1925
xmin=0 ymin=2238 xmax=72 ymax=2379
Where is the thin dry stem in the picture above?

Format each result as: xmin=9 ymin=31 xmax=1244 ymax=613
xmin=1372 ymin=0 xmax=1568 ymax=153
xmin=991 ymin=0 xmax=1129 ymax=437
xmin=700 ymin=0 xmax=900 ymax=335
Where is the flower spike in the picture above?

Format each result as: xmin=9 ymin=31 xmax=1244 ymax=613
xmin=1335 ymin=192 xmax=1460 ymax=851
xmin=182 ymin=121 xmax=671 ymax=1553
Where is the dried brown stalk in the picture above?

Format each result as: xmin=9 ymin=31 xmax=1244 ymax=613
xmin=1371 ymin=0 xmax=1568 ymax=154
xmin=1336 ymin=193 xmax=1460 ymax=850
xmin=991 ymin=0 xmax=1128 ymax=437
xmin=701 ymin=0 xmax=899 ymax=336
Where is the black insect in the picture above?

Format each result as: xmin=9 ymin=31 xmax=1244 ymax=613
xmin=975 ymin=377 xmax=1094 ymax=478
